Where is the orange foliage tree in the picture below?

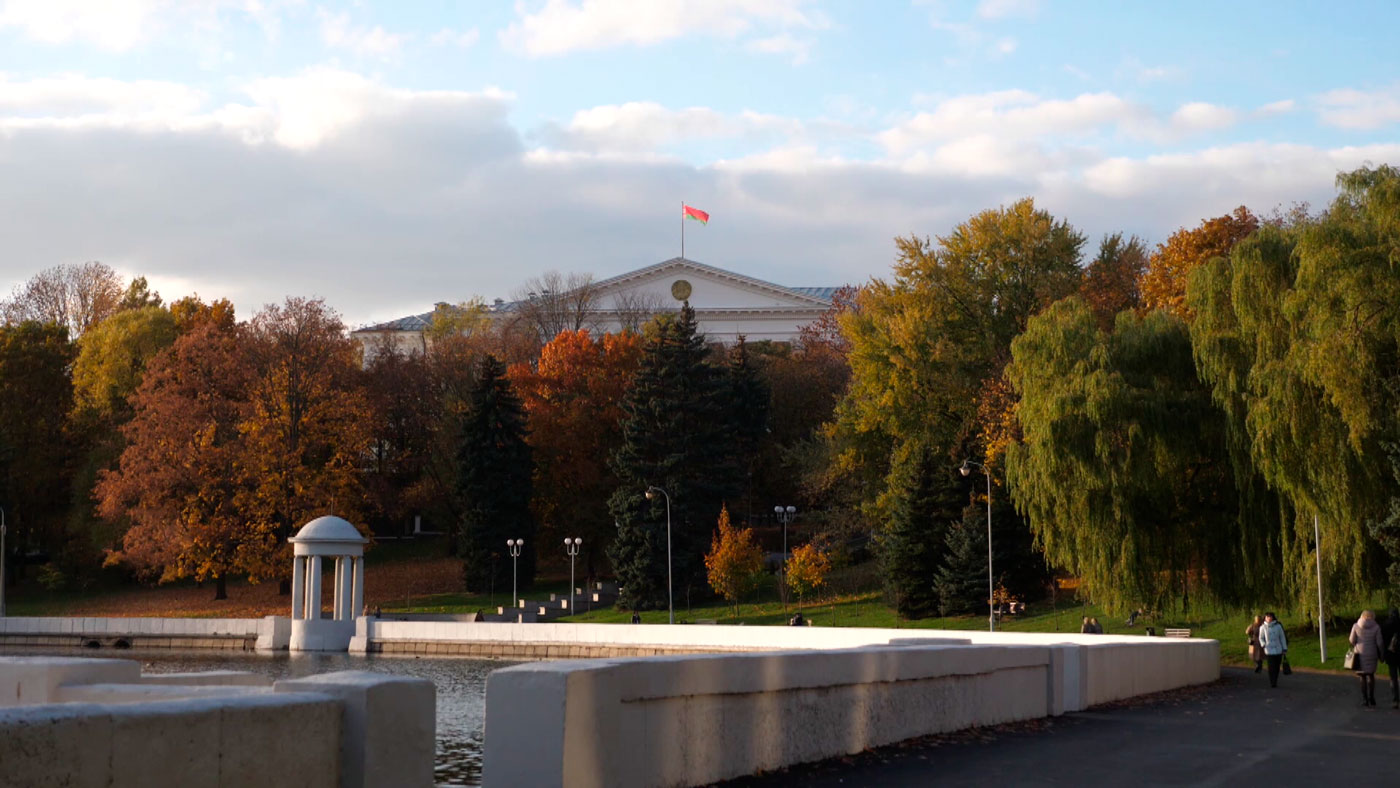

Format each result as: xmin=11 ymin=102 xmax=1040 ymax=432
xmin=508 ymin=329 xmax=642 ymax=575
xmin=96 ymin=321 xmax=256 ymax=599
xmin=236 ymin=297 xmax=373 ymax=584
xmin=704 ymin=504 xmax=765 ymax=617
xmin=1140 ymin=207 xmax=1258 ymax=320
xmin=1079 ymin=233 xmax=1149 ymax=331
xmin=785 ymin=542 xmax=832 ymax=608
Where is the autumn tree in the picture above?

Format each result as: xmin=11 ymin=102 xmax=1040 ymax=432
xmin=237 ymin=298 xmax=372 ymax=584
xmin=0 ymin=322 xmax=75 ymax=565
xmin=704 ymin=505 xmax=765 ymax=617
xmin=785 ymin=542 xmax=831 ymax=608
xmin=362 ymin=342 xmax=436 ymax=535
xmin=724 ymin=337 xmax=770 ymax=515
xmin=71 ymin=306 xmax=178 ymax=426
xmin=1 ymin=261 xmax=124 ymax=338
xmin=828 ymin=198 xmax=1084 ymax=522
xmin=1139 ymin=206 xmax=1258 ymax=321
xmin=508 ymin=329 xmax=642 ymax=575
xmin=608 ymin=304 xmax=740 ymax=610
xmin=96 ymin=321 xmax=256 ymax=599
xmin=457 ymin=354 xmax=534 ymax=591
xmin=1079 ymin=233 xmax=1149 ymax=331
xmin=169 ymin=295 xmax=236 ymax=334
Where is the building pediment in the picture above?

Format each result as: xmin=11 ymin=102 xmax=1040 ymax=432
xmin=591 ymin=258 xmax=832 ymax=311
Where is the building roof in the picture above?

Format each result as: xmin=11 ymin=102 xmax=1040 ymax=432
xmin=352 ymin=258 xmax=835 ymax=334
xmin=290 ymin=515 xmax=367 ymax=544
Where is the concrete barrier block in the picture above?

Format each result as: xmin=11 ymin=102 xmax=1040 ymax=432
xmin=276 ymin=671 xmax=435 ymax=788
xmin=0 ymin=703 xmax=114 ymax=787
xmin=484 ymin=664 xmax=571 ymax=788
xmin=108 ymin=699 xmax=221 ymax=788
xmin=220 ymin=693 xmax=341 ymax=788
xmin=0 ymin=656 xmax=142 ymax=707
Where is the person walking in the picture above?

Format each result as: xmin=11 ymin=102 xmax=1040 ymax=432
xmin=1349 ymin=609 xmax=1386 ymax=707
xmin=1259 ymin=612 xmax=1288 ymax=688
xmin=1246 ymin=615 xmax=1265 ymax=673
xmin=1089 ymin=617 xmax=1104 ymax=634
xmin=1080 ymin=616 xmax=1093 ymax=634
xmin=1381 ymin=607 xmax=1400 ymax=709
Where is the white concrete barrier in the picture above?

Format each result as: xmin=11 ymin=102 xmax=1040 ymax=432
xmin=0 ymin=657 xmax=435 ymax=788
xmin=479 ymin=630 xmax=1220 ymax=787
xmin=484 ymin=644 xmax=1055 ymax=787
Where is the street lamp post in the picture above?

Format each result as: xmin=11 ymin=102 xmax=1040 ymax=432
xmin=0 ymin=506 xmax=7 ymax=618
xmin=644 ymin=486 xmax=674 ymax=625
xmin=1314 ymin=514 xmax=1326 ymax=662
xmin=564 ymin=537 xmax=582 ymax=618
xmin=506 ymin=538 xmax=523 ymax=622
xmin=774 ymin=505 xmax=797 ymax=608
xmin=960 ymin=460 xmax=995 ymax=633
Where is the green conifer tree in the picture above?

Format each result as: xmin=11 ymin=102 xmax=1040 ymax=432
xmin=608 ymin=303 xmax=740 ymax=610
xmin=725 ymin=336 xmax=770 ymax=517
xmin=457 ymin=354 xmax=534 ymax=591
xmin=882 ymin=442 xmax=962 ymax=619
xmin=936 ymin=506 xmax=991 ymax=616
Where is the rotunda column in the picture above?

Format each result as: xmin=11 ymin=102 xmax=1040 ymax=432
xmin=291 ymin=555 xmax=306 ymax=620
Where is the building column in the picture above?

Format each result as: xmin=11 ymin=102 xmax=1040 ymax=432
xmin=333 ymin=557 xmax=345 ymax=620
xmin=308 ymin=556 xmax=323 ymax=620
xmin=341 ymin=556 xmax=355 ymax=620
xmin=291 ymin=555 xmax=306 ymax=620
xmin=351 ymin=556 xmax=365 ymax=619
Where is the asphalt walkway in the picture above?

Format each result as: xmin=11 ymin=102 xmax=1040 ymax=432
xmin=724 ymin=667 xmax=1400 ymax=786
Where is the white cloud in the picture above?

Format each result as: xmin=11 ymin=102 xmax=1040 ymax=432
xmin=0 ymin=0 xmax=276 ymax=52
xmin=1170 ymin=102 xmax=1237 ymax=133
xmin=0 ymin=68 xmax=508 ymax=151
xmin=878 ymin=91 xmax=1138 ymax=153
xmin=499 ymin=0 xmax=823 ymax=56
xmin=746 ymin=32 xmax=813 ymax=65
xmin=429 ymin=27 xmax=480 ymax=48
xmin=976 ymin=0 xmax=1041 ymax=19
xmin=1256 ymin=99 xmax=1296 ymax=117
xmin=317 ymin=8 xmax=409 ymax=58
xmin=546 ymin=101 xmax=804 ymax=154
xmin=878 ymin=91 xmax=1241 ymax=155
xmin=1315 ymin=84 xmax=1400 ymax=130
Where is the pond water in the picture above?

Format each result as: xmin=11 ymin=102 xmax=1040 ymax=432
xmin=1 ymin=648 xmax=518 ymax=788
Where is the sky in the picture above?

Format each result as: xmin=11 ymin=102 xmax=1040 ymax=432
xmin=2 ymin=0 xmax=1398 ymax=328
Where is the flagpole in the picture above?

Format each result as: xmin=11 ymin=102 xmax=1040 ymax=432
xmin=680 ymin=200 xmax=685 ymax=260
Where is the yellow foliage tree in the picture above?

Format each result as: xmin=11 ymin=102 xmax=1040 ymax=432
xmin=704 ymin=505 xmax=765 ymax=618
xmin=785 ymin=543 xmax=832 ymax=608
xmin=1139 ymin=207 xmax=1258 ymax=321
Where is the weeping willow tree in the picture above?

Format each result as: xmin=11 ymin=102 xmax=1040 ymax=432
xmin=1005 ymin=299 xmax=1267 ymax=610
xmin=1187 ymin=165 xmax=1400 ymax=605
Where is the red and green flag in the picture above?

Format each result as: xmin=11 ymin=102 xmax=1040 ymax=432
xmin=683 ymin=204 xmax=709 ymax=225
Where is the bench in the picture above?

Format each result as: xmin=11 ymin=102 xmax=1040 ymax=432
xmin=1164 ymin=628 xmax=1192 ymax=639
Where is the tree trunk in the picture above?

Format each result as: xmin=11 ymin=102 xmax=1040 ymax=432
xmin=214 ymin=575 xmax=228 ymax=601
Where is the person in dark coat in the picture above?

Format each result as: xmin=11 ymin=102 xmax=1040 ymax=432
xmin=1348 ymin=609 xmax=1386 ymax=707
xmin=1380 ymin=607 xmax=1400 ymax=709
xmin=1246 ymin=615 xmax=1265 ymax=673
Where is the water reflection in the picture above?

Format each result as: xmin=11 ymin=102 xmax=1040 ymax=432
xmin=1 ymin=648 xmax=517 ymax=788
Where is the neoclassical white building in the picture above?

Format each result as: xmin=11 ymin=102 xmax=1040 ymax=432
xmin=352 ymin=257 xmax=838 ymax=357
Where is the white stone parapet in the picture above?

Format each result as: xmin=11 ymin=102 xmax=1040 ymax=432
xmin=476 ymin=629 xmax=1220 ymax=787
xmin=0 ymin=656 xmax=436 ymax=788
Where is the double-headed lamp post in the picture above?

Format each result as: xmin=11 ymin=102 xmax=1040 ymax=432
xmin=506 ymin=538 xmax=523 ymax=622
xmin=644 ymin=486 xmax=674 ymax=625
xmin=563 ymin=537 xmax=582 ymax=618
xmin=774 ymin=505 xmax=797 ymax=608
xmin=959 ymin=460 xmax=995 ymax=633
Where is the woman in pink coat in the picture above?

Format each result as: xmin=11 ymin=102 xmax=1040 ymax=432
xmin=1349 ymin=609 xmax=1386 ymax=707
xmin=1246 ymin=615 xmax=1264 ymax=673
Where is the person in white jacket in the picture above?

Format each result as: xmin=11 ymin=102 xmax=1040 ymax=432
xmin=1259 ymin=612 xmax=1288 ymax=688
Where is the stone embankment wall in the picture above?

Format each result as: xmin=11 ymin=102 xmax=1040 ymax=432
xmin=478 ymin=629 xmax=1220 ymax=787
xmin=0 ymin=656 xmax=435 ymax=788
xmin=0 ymin=616 xmax=284 ymax=650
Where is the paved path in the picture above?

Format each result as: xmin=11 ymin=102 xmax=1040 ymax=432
xmin=725 ymin=667 xmax=1400 ymax=786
